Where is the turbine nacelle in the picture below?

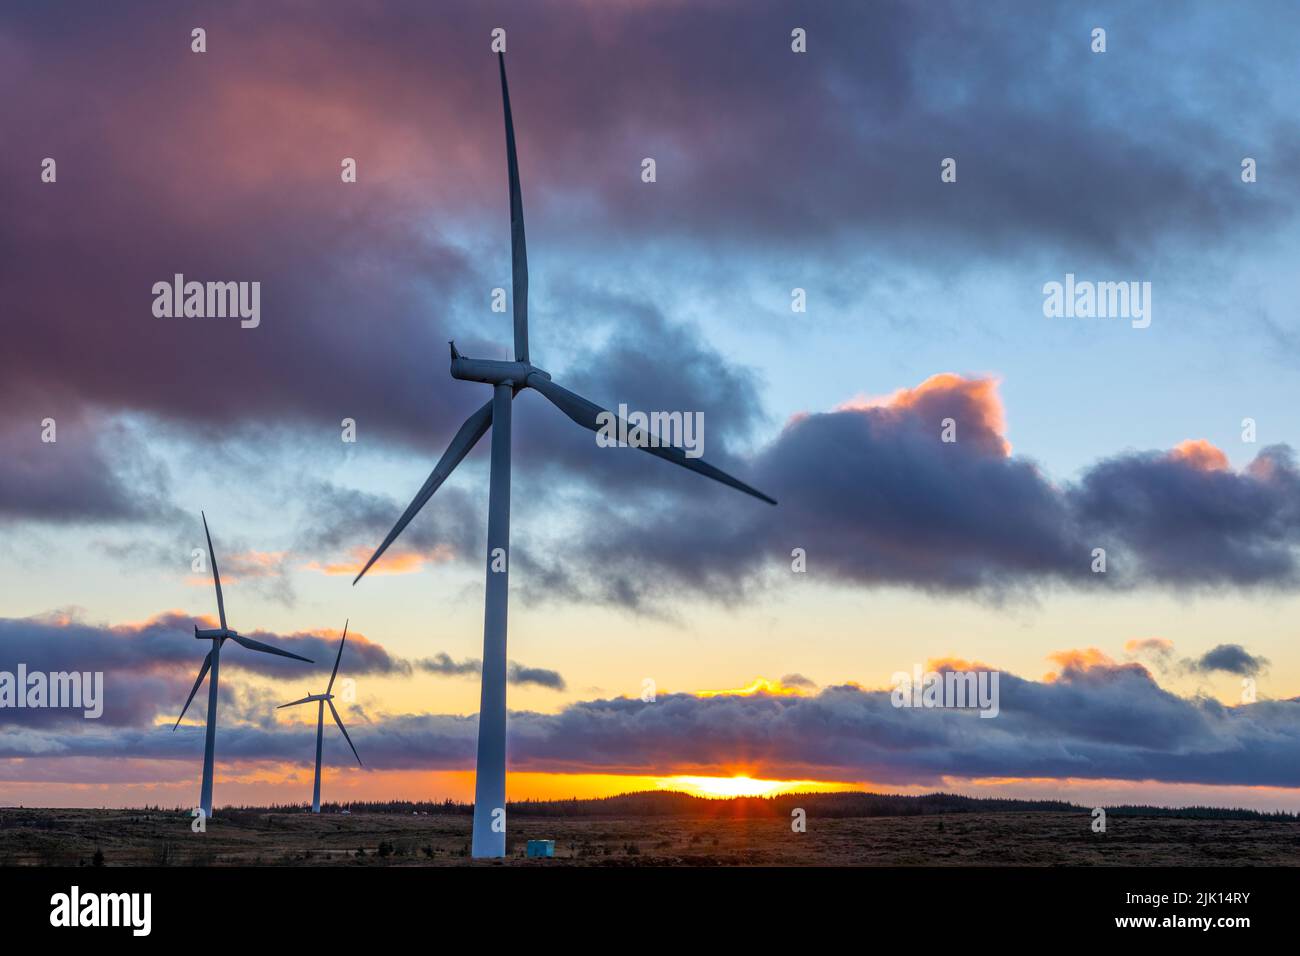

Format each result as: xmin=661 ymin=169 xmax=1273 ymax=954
xmin=449 ymin=341 xmax=549 ymax=387
xmin=194 ymin=625 xmax=235 ymax=640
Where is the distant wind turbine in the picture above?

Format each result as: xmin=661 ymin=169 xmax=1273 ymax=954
xmin=175 ymin=512 xmax=314 ymax=818
xmin=354 ymin=53 xmax=776 ymax=858
xmin=278 ymin=621 xmax=363 ymax=812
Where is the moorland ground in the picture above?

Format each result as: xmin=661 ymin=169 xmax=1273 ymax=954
xmin=2 ymin=808 xmax=1297 ymax=866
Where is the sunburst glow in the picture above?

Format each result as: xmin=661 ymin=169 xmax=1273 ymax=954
xmin=693 ymin=677 xmax=808 ymax=698
xmin=655 ymin=775 xmax=855 ymax=798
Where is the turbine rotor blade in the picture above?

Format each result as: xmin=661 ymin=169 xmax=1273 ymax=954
xmin=327 ymin=620 xmax=348 ymax=694
xmin=229 ymin=633 xmax=314 ymax=663
xmin=498 ymin=52 xmax=528 ymax=363
xmin=201 ymin=511 xmax=227 ymax=630
xmin=328 ymin=700 xmax=363 ymax=767
xmin=353 ymin=399 xmax=494 ymax=584
xmin=277 ymin=695 xmax=315 ymax=709
xmin=173 ymin=650 xmax=213 ymax=730
xmin=526 ymin=373 xmax=777 ymax=506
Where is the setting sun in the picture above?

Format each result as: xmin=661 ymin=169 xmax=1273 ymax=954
xmin=655 ymin=775 xmax=858 ymax=799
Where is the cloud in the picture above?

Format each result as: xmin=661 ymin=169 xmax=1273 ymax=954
xmin=514 ymin=293 xmax=768 ymax=492
xmin=1042 ymin=647 xmax=1151 ymax=683
xmin=0 ymin=612 xmax=410 ymax=729
xmin=1123 ymin=637 xmax=1271 ymax=681
xmin=4 ymin=0 xmax=1297 ymax=455
xmin=1190 ymin=644 xmax=1270 ymax=677
xmin=0 ymin=610 xmax=573 ymax=743
xmin=1071 ymin=443 xmax=1300 ymax=586
xmin=2 ymin=2 xmax=1299 ymax=611
xmin=0 ymin=415 xmax=179 ymax=526
xmin=1125 ymin=637 xmax=1175 ymax=656
xmin=15 ymin=365 xmax=1299 ymax=611
xmin=4 ymin=656 xmax=1297 ymax=790
xmin=506 ymin=662 xmax=567 ymax=692
xmin=1169 ymin=439 xmax=1230 ymax=472
xmin=293 ymin=480 xmax=481 ymax=577
xmin=537 ymin=374 xmax=1300 ymax=605
xmin=836 ymin=374 xmax=1011 ymax=457
xmin=417 ymin=653 xmax=566 ymax=691
xmin=416 ymin=653 xmax=481 ymax=678
xmin=191 ymin=548 xmax=297 ymax=608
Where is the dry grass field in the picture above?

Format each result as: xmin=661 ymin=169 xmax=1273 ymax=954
xmin=3 ymin=808 xmax=1298 ymax=866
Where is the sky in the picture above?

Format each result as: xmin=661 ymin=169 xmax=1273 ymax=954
xmin=2 ymin=0 xmax=1300 ymax=811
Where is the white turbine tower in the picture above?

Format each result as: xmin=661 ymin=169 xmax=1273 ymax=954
xmin=353 ymin=53 xmax=776 ymax=858
xmin=175 ymin=512 xmax=314 ymax=818
xmin=278 ymin=622 xmax=363 ymax=812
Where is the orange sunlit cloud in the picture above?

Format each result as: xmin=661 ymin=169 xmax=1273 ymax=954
xmin=835 ymin=373 xmax=1011 ymax=456
xmin=1043 ymin=647 xmax=1151 ymax=682
xmin=185 ymin=549 xmax=287 ymax=587
xmin=1169 ymin=438 xmax=1229 ymax=471
xmin=1125 ymin=637 xmax=1174 ymax=654
xmin=926 ymin=656 xmax=996 ymax=672
xmin=304 ymin=544 xmax=455 ymax=577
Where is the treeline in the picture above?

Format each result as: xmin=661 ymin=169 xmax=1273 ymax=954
xmin=195 ymin=791 xmax=1299 ymax=822
xmin=1100 ymin=804 xmax=1297 ymax=821
xmin=210 ymin=799 xmax=470 ymax=817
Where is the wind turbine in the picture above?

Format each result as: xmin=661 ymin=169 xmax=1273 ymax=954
xmin=278 ymin=621 xmax=363 ymax=812
xmin=353 ymin=53 xmax=776 ymax=858
xmin=175 ymin=512 xmax=314 ymax=818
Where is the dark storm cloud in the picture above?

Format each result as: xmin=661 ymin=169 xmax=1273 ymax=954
xmin=0 ymin=3 xmax=489 ymax=451
xmin=1190 ymin=644 xmax=1270 ymax=677
xmin=4 ymin=0 xmax=1297 ymax=452
xmin=4 ymin=654 xmax=1297 ymax=789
